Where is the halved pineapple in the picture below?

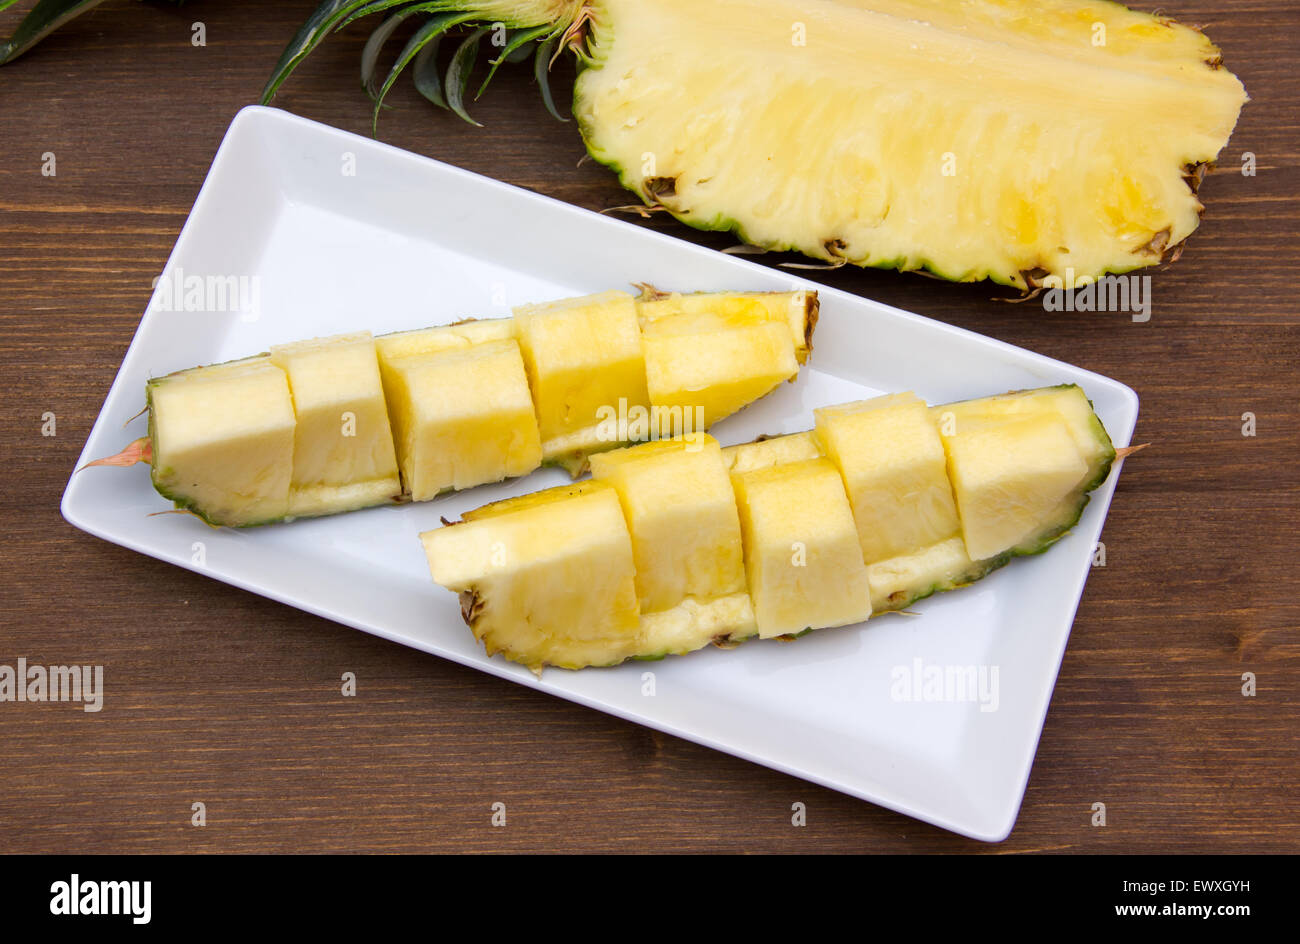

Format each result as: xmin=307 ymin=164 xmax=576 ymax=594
xmin=571 ymin=0 xmax=1246 ymax=285
xmin=273 ymin=0 xmax=1246 ymax=285
xmin=269 ymin=332 xmax=401 ymax=517
xmin=377 ymin=338 xmax=542 ymax=501
xmin=421 ymin=480 xmax=642 ymax=672
xmin=512 ymin=290 xmax=649 ymax=471
xmin=590 ymin=436 xmax=755 ymax=654
xmin=730 ymin=457 xmax=873 ymax=638
xmin=147 ymin=356 xmax=296 ymax=527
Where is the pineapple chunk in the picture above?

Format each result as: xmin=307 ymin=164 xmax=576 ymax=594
xmin=590 ymin=436 xmax=754 ymax=651
xmin=940 ymin=413 xmax=1090 ymax=561
xmin=936 ymin=384 xmax=1115 ymax=489
xmin=731 ymin=457 xmax=872 ymax=638
xmin=421 ymin=482 xmax=641 ymax=671
xmin=147 ymin=356 xmax=295 ymax=527
xmin=722 ymin=431 xmax=823 ymax=473
xmin=378 ymin=339 xmax=542 ymax=501
xmin=512 ymin=291 xmax=650 ymax=470
xmin=642 ymin=320 xmax=796 ymax=431
xmin=815 ymin=393 xmax=960 ymax=563
xmin=269 ymin=332 xmax=400 ymax=517
xmin=374 ymin=318 xmax=515 ymax=362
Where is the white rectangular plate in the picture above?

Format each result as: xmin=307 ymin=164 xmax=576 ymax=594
xmin=63 ymin=106 xmax=1137 ymax=842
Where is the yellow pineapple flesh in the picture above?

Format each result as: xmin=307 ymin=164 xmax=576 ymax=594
xmin=590 ymin=436 xmax=755 ymax=654
xmin=377 ymin=338 xmax=542 ymax=501
xmin=146 ymin=356 xmax=296 ymax=527
xmin=421 ymin=481 xmax=642 ymax=672
xmin=269 ymin=331 xmax=401 ymax=517
xmin=815 ymin=392 xmax=960 ymax=563
xmin=730 ymin=457 xmax=873 ymax=638
xmin=512 ymin=290 xmax=650 ymax=471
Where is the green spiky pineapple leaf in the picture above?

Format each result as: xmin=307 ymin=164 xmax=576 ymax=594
xmin=265 ymin=0 xmax=571 ymax=123
xmin=1 ymin=0 xmax=188 ymax=65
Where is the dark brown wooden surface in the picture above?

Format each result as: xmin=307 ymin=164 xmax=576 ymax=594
xmin=0 ymin=0 xmax=1296 ymax=853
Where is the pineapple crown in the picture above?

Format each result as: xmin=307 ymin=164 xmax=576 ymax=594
xmin=261 ymin=0 xmax=598 ymax=130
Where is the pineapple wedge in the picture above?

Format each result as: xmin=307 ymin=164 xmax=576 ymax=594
xmin=421 ymin=481 xmax=642 ymax=672
xmin=590 ymin=436 xmax=755 ymax=655
xmin=512 ymin=290 xmax=650 ymax=471
xmin=730 ymin=458 xmax=873 ymax=639
xmin=724 ymin=421 xmax=991 ymax=614
xmin=423 ymin=385 xmax=1121 ymax=670
xmin=146 ymin=356 xmax=296 ymax=527
xmin=936 ymin=385 xmax=1116 ymax=492
xmin=103 ymin=288 xmax=818 ymax=527
xmin=377 ymin=339 xmax=542 ymax=500
xmin=269 ymin=332 xmax=401 ymax=517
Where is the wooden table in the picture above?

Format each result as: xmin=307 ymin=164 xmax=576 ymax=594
xmin=1 ymin=0 xmax=1295 ymax=853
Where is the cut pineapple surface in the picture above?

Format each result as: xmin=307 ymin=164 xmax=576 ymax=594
xmin=636 ymin=289 xmax=817 ymax=365
xmin=590 ymin=437 xmax=746 ymax=613
xmin=513 ymin=290 xmax=650 ymax=468
xmin=423 ymin=384 xmax=1121 ymax=670
xmin=269 ymin=332 xmax=401 ymax=517
xmin=732 ymin=457 xmax=874 ymax=638
xmin=147 ymin=356 xmax=296 ymax=527
xmin=815 ymin=393 xmax=960 ymax=563
xmin=378 ymin=338 xmax=542 ymax=500
xmin=937 ymin=384 xmax=1116 ymax=490
xmin=642 ymin=321 xmax=796 ymax=431
xmin=572 ymin=0 xmax=1246 ymax=286
xmin=941 ymin=414 xmax=1090 ymax=561
xmin=591 ymin=436 xmax=755 ymax=654
xmin=422 ymin=481 xmax=643 ymax=671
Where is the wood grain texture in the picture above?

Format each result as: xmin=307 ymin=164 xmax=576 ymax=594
xmin=0 ymin=0 xmax=1296 ymax=853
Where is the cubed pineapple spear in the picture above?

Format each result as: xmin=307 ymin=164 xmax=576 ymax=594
xmin=421 ymin=384 xmax=1147 ymax=673
xmin=80 ymin=287 xmax=818 ymax=527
